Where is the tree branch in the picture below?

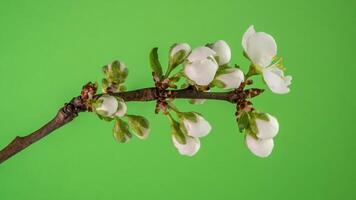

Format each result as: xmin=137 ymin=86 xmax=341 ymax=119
xmin=0 ymin=86 xmax=262 ymax=164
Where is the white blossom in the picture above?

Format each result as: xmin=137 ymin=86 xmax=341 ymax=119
xmin=95 ymin=95 xmax=119 ymax=117
xmin=170 ymin=43 xmax=191 ymax=59
xmin=215 ymin=68 xmax=244 ymax=89
xmin=181 ymin=113 xmax=212 ymax=138
xmin=242 ymin=25 xmax=292 ymax=94
xmin=210 ymin=40 xmax=231 ymax=65
xmin=245 ymin=134 xmax=274 ymax=158
xmin=255 ymin=113 xmax=279 ymax=139
xmin=184 ymin=47 xmax=218 ymax=86
xmin=172 ymin=135 xmax=201 ymax=156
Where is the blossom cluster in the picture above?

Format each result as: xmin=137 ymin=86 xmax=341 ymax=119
xmin=90 ymin=25 xmax=292 ymax=158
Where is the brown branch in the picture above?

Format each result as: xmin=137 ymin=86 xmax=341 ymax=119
xmin=0 ymin=86 xmax=263 ymax=164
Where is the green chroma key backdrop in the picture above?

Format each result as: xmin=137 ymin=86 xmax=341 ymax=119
xmin=0 ymin=0 xmax=355 ymax=199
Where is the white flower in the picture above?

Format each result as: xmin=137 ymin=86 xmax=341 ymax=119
xmin=210 ymin=40 xmax=231 ymax=65
xmin=181 ymin=113 xmax=212 ymax=138
xmin=95 ymin=95 xmax=127 ymax=117
xmin=172 ymin=135 xmax=201 ymax=156
xmin=184 ymin=47 xmax=218 ymax=86
xmin=242 ymin=25 xmax=292 ymax=94
xmin=255 ymin=113 xmax=279 ymax=139
xmin=215 ymin=68 xmax=245 ymax=89
xmin=95 ymin=95 xmax=119 ymax=117
xmin=245 ymin=134 xmax=274 ymax=158
xmin=262 ymin=66 xmax=292 ymax=94
xmin=170 ymin=43 xmax=191 ymax=59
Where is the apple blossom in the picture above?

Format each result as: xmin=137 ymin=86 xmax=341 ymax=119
xmin=184 ymin=46 xmax=218 ymax=86
xmin=255 ymin=113 xmax=279 ymax=139
xmin=242 ymin=25 xmax=292 ymax=94
xmin=95 ymin=95 xmax=119 ymax=117
xmin=209 ymin=40 xmax=231 ymax=66
xmin=245 ymin=134 xmax=274 ymax=158
xmin=180 ymin=112 xmax=212 ymax=138
xmin=170 ymin=43 xmax=191 ymax=61
xmin=172 ymin=134 xmax=201 ymax=156
xmin=215 ymin=68 xmax=245 ymax=89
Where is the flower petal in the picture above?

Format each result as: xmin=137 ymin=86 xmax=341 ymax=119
xmin=215 ymin=68 xmax=245 ymax=89
xmin=170 ymin=43 xmax=191 ymax=58
xmin=172 ymin=135 xmax=201 ymax=156
xmin=245 ymin=134 xmax=274 ymax=158
xmin=96 ymin=95 xmax=118 ymax=116
xmin=262 ymin=68 xmax=291 ymax=94
xmin=183 ymin=114 xmax=212 ymax=138
xmin=245 ymin=32 xmax=277 ymax=67
xmin=115 ymin=100 xmax=127 ymax=117
xmin=242 ymin=25 xmax=256 ymax=52
xmin=256 ymin=113 xmax=279 ymax=139
xmin=187 ymin=46 xmax=216 ymax=62
xmin=184 ymin=59 xmax=218 ymax=86
xmin=210 ymin=40 xmax=231 ymax=65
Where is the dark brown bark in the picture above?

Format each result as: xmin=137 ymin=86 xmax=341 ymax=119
xmin=0 ymin=87 xmax=262 ymax=164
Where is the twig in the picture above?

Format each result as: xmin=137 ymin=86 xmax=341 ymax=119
xmin=0 ymin=86 xmax=263 ymax=164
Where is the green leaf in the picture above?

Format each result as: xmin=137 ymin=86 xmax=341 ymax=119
xmin=238 ymin=111 xmax=250 ymax=132
xmin=181 ymin=112 xmax=198 ymax=123
xmin=149 ymin=47 xmax=163 ymax=78
xmin=171 ymin=121 xmax=186 ymax=144
xmin=253 ymin=112 xmax=270 ymax=121
xmin=211 ymin=79 xmax=226 ymax=89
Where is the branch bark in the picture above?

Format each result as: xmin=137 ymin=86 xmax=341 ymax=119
xmin=0 ymin=86 xmax=261 ymax=164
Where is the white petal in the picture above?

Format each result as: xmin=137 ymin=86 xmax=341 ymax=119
xmin=210 ymin=40 xmax=231 ymax=65
xmin=172 ymin=135 xmax=200 ymax=156
xmin=115 ymin=100 xmax=127 ymax=117
xmin=184 ymin=59 xmax=218 ymax=86
xmin=245 ymin=134 xmax=274 ymax=158
xmin=183 ymin=114 xmax=212 ymax=138
xmin=262 ymin=68 xmax=291 ymax=94
xmin=187 ymin=46 xmax=216 ymax=62
xmin=242 ymin=25 xmax=256 ymax=52
xmin=96 ymin=95 xmax=118 ymax=116
xmin=170 ymin=43 xmax=191 ymax=57
xmin=256 ymin=114 xmax=279 ymax=139
xmin=215 ymin=68 xmax=245 ymax=89
xmin=245 ymin=32 xmax=277 ymax=67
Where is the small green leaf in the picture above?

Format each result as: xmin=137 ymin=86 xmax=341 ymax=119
xmin=149 ymin=47 xmax=163 ymax=78
xmin=171 ymin=121 xmax=186 ymax=144
xmin=181 ymin=112 xmax=198 ymax=123
xmin=238 ymin=111 xmax=250 ymax=132
xmin=253 ymin=112 xmax=270 ymax=121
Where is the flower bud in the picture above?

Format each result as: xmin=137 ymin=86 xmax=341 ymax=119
xmin=169 ymin=43 xmax=191 ymax=66
xmin=184 ymin=47 xmax=218 ymax=86
xmin=245 ymin=134 xmax=274 ymax=158
xmin=126 ymin=115 xmax=150 ymax=139
xmin=215 ymin=68 xmax=244 ymax=89
xmin=180 ymin=112 xmax=211 ymax=138
xmin=172 ymin=134 xmax=200 ymax=156
xmin=95 ymin=95 xmax=119 ymax=117
xmin=113 ymin=119 xmax=132 ymax=143
xmin=255 ymin=113 xmax=279 ymax=139
xmin=209 ymin=40 xmax=231 ymax=66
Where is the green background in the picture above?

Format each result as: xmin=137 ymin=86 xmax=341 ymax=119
xmin=0 ymin=0 xmax=355 ymax=199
